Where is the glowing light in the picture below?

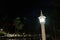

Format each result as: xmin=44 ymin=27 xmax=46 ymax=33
xmin=38 ymin=16 xmax=46 ymax=23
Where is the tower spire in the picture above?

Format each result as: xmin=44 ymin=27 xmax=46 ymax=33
xmin=40 ymin=10 xmax=43 ymax=16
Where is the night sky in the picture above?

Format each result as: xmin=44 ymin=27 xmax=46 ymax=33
xmin=0 ymin=0 xmax=60 ymax=36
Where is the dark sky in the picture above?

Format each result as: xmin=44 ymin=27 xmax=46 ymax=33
xmin=0 ymin=0 xmax=60 ymax=34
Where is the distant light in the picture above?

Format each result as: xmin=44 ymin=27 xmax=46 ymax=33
xmin=0 ymin=29 xmax=3 ymax=31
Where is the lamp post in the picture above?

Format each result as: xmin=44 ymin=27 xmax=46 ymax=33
xmin=38 ymin=10 xmax=46 ymax=40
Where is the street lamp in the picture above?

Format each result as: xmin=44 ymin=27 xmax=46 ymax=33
xmin=38 ymin=10 xmax=46 ymax=40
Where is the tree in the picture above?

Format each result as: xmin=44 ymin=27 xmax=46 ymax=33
xmin=1 ymin=16 xmax=8 ymax=32
xmin=14 ymin=17 xmax=24 ymax=33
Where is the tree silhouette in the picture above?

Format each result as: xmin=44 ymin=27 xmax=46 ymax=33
xmin=14 ymin=17 xmax=24 ymax=33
